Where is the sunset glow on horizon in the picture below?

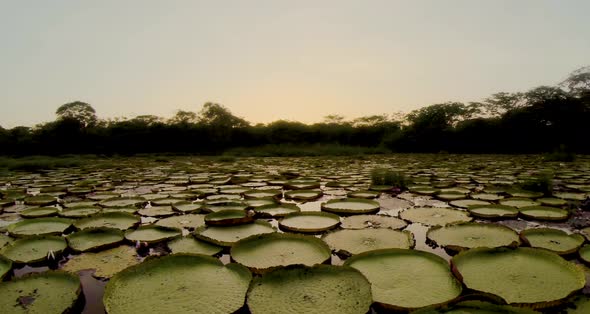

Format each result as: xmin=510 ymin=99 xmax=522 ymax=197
xmin=1 ymin=0 xmax=589 ymax=128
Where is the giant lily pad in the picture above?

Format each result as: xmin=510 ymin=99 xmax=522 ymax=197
xmin=0 ymin=255 xmax=12 ymax=280
xmin=499 ymin=198 xmax=540 ymax=208
xmin=7 ymin=217 xmax=73 ymax=237
xmin=279 ymin=212 xmax=341 ymax=233
xmin=0 ymin=236 xmax=67 ymax=264
xmin=103 ymin=254 xmax=252 ymax=314
xmin=24 ymin=194 xmax=57 ymax=206
xmin=323 ymin=229 xmax=414 ymax=256
xmin=19 ymin=206 xmax=59 ymax=218
xmin=155 ymin=214 xmax=206 ymax=230
xmin=73 ymin=212 xmax=140 ymax=230
xmin=138 ymin=206 xmax=176 ymax=217
xmin=195 ymin=220 xmax=275 ymax=246
xmin=167 ymin=237 xmax=223 ymax=256
xmin=400 ymin=207 xmax=472 ymax=226
xmin=449 ymin=199 xmax=490 ymax=208
xmin=579 ymin=245 xmax=590 ymax=265
xmin=321 ymin=198 xmax=380 ymax=215
xmin=247 ymin=265 xmax=372 ymax=314
xmin=171 ymin=201 xmax=201 ymax=213
xmin=66 ymin=227 xmax=124 ymax=252
xmin=231 ymin=233 xmax=331 ymax=273
xmin=59 ymin=206 xmax=101 ymax=218
xmin=284 ymin=189 xmax=323 ymax=201
xmin=204 ymin=210 xmax=254 ymax=226
xmin=243 ymin=189 xmax=282 ymax=199
xmin=99 ymin=197 xmax=146 ymax=208
xmin=341 ymin=214 xmax=407 ymax=230
xmin=62 ymin=245 xmax=139 ymax=278
xmin=519 ymin=206 xmax=569 ymax=221
xmin=124 ymin=225 xmax=181 ymax=244
xmin=451 ymin=247 xmax=586 ymax=307
xmin=254 ymin=203 xmax=301 ymax=217
xmin=467 ymin=204 xmax=519 ymax=219
xmin=520 ymin=228 xmax=585 ymax=255
xmin=0 ymin=271 xmax=81 ymax=314
xmin=344 ymin=248 xmax=462 ymax=310
xmin=426 ymin=222 xmax=520 ymax=252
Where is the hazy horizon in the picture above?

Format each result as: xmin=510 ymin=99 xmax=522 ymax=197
xmin=1 ymin=0 xmax=589 ymax=128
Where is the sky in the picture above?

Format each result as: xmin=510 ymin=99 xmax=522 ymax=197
xmin=1 ymin=0 xmax=589 ymax=128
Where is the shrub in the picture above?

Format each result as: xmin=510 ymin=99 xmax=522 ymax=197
xmin=370 ymin=167 xmax=408 ymax=189
xmin=519 ymin=172 xmax=553 ymax=195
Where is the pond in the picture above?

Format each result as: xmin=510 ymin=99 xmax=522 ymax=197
xmin=0 ymin=154 xmax=589 ymax=313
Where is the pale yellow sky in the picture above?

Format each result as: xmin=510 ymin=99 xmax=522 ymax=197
xmin=1 ymin=0 xmax=589 ymax=127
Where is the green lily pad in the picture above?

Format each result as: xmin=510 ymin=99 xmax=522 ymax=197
xmin=426 ymin=222 xmax=520 ymax=251
xmin=284 ymin=189 xmax=323 ymax=201
xmin=436 ymin=193 xmax=466 ymax=201
xmin=537 ymin=198 xmax=568 ymax=206
xmin=99 ymin=197 xmax=146 ymax=208
xmin=566 ymin=295 xmax=590 ymax=314
xmin=59 ymin=206 xmax=101 ymax=218
xmin=321 ymin=198 xmax=380 ymax=215
xmin=279 ymin=212 xmax=341 ymax=233
xmin=499 ymin=198 xmax=541 ymax=208
xmin=204 ymin=210 xmax=254 ymax=226
xmin=0 ymin=255 xmax=12 ymax=280
xmin=519 ymin=206 xmax=569 ymax=221
xmin=254 ymin=203 xmax=301 ymax=217
xmin=400 ymin=207 xmax=472 ymax=226
xmin=231 ymin=233 xmax=331 ymax=273
xmin=508 ymin=190 xmax=544 ymax=198
xmin=195 ymin=220 xmax=275 ymax=247
xmin=66 ymin=227 xmax=124 ymax=252
xmin=244 ymin=197 xmax=277 ymax=208
xmin=62 ymin=245 xmax=139 ymax=278
xmin=344 ymin=248 xmax=462 ymax=310
xmin=19 ymin=206 xmax=59 ymax=218
xmin=341 ymin=214 xmax=407 ymax=230
xmin=103 ymin=254 xmax=252 ymax=314
xmin=0 ymin=271 xmax=81 ymax=314
xmin=347 ymin=190 xmax=380 ymax=199
xmin=7 ymin=217 xmax=73 ymax=237
xmin=73 ymin=212 xmax=140 ymax=230
xmin=171 ymin=201 xmax=201 ymax=213
xmin=243 ymin=189 xmax=282 ymax=199
xmin=124 ymin=225 xmax=181 ymax=244
xmin=23 ymin=194 xmax=57 ymax=206
xmin=579 ymin=245 xmax=590 ymax=265
xmin=451 ymin=247 xmax=586 ymax=307
xmin=167 ymin=237 xmax=223 ymax=256
xmin=553 ymin=192 xmax=587 ymax=201
xmin=449 ymin=199 xmax=490 ymax=208
xmin=520 ymin=228 xmax=585 ymax=255
xmin=467 ymin=204 xmax=519 ymax=219
xmin=0 ymin=236 xmax=67 ymax=264
xmin=470 ymin=193 xmax=505 ymax=201
xmin=138 ymin=206 xmax=176 ymax=217
xmin=323 ymin=229 xmax=414 ymax=256
xmin=155 ymin=214 xmax=206 ymax=230
xmin=247 ymin=265 xmax=372 ymax=314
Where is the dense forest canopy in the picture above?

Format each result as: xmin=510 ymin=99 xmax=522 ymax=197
xmin=1 ymin=67 xmax=589 ymax=155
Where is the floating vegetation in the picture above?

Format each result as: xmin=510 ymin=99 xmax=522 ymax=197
xmin=451 ymin=247 xmax=585 ymax=307
xmin=247 ymin=265 xmax=372 ymax=314
xmin=0 ymin=154 xmax=588 ymax=312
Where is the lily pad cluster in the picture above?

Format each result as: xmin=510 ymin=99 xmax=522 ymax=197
xmin=0 ymin=154 xmax=588 ymax=312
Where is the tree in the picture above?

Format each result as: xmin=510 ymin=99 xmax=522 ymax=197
xmin=560 ymin=66 xmax=590 ymax=98
xmin=169 ymin=110 xmax=198 ymax=125
xmin=322 ymin=114 xmax=348 ymax=125
xmin=198 ymin=102 xmax=249 ymax=128
xmin=55 ymin=101 xmax=97 ymax=127
xmin=406 ymin=102 xmax=472 ymax=130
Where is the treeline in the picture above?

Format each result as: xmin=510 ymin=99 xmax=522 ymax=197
xmin=1 ymin=67 xmax=589 ymax=156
